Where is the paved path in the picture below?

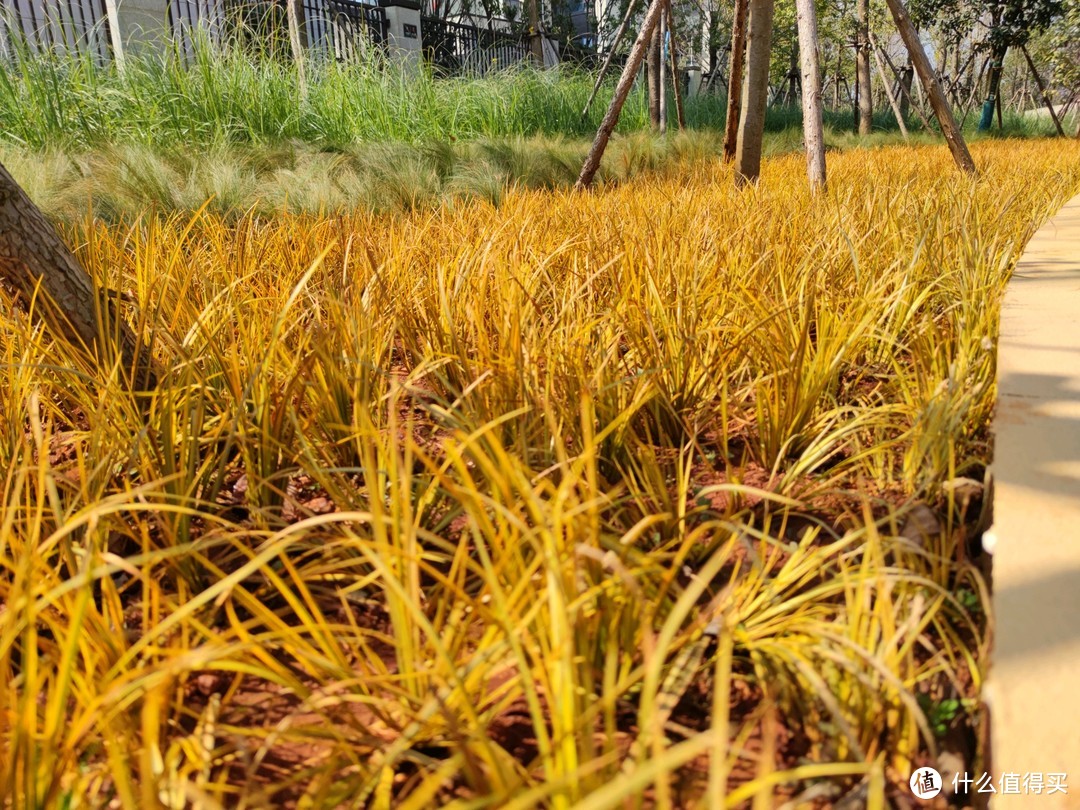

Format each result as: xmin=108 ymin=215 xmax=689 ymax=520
xmin=989 ymin=192 xmax=1080 ymax=808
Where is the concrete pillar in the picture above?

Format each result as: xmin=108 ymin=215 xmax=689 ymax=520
xmin=687 ymin=64 xmax=702 ymax=98
xmin=380 ymin=0 xmax=422 ymax=75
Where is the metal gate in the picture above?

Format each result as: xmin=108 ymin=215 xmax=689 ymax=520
xmin=420 ymin=16 xmax=528 ymax=76
xmin=303 ymin=0 xmax=386 ymax=61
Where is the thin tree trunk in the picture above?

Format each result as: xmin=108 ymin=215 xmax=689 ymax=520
xmin=871 ymin=39 xmax=909 ymax=139
xmin=735 ymin=0 xmax=775 ymax=186
xmin=648 ymin=22 xmax=662 ymax=129
xmin=786 ymin=44 xmax=799 ymax=104
xmin=833 ymin=50 xmax=842 ymax=108
xmin=900 ymin=53 xmax=914 ymax=118
xmin=1021 ymin=45 xmax=1065 ymax=136
xmin=853 ymin=45 xmax=861 ymax=130
xmin=704 ymin=62 xmax=725 ymax=94
xmin=659 ymin=11 xmax=668 ymax=134
xmin=795 ymin=0 xmax=825 ymax=190
xmin=576 ymin=0 xmax=668 ymax=189
xmin=884 ymin=0 xmax=975 ymax=173
xmin=665 ymin=0 xmax=686 ymax=129
xmin=723 ymin=0 xmax=749 ymax=161
xmin=856 ymin=0 xmax=872 ymax=134
xmin=527 ymin=0 xmax=544 ymax=65
xmin=0 ymin=160 xmax=157 ymax=389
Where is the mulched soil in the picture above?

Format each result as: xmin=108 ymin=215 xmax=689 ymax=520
xmin=31 ymin=381 xmax=992 ymax=808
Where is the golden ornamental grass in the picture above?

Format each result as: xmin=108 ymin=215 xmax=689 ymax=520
xmin=1 ymin=139 xmax=1079 ymax=808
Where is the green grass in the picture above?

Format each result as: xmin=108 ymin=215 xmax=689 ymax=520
xmin=0 ymin=34 xmax=1066 ymax=154
xmin=0 ymin=38 xmax=707 ymax=148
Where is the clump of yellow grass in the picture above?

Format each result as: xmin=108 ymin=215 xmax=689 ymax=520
xmin=1 ymin=140 xmax=1078 ymax=808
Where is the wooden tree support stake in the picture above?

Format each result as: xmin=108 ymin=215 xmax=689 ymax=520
xmin=581 ymin=0 xmax=640 ymax=119
xmin=1021 ymin=45 xmax=1065 ymax=136
xmin=659 ymin=9 xmax=667 ymax=134
xmin=871 ymin=33 xmax=933 ymax=133
xmin=884 ymin=0 xmax=975 ymax=174
xmin=576 ymin=0 xmax=668 ymax=189
xmin=664 ymin=0 xmax=686 ymax=130
xmin=871 ymin=38 xmax=909 ymax=139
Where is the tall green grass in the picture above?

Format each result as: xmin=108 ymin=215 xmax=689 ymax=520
xmin=0 ymin=29 xmax=1064 ymax=153
xmin=0 ymin=36 xmax=726 ymax=148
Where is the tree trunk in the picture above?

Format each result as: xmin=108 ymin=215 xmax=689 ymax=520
xmin=576 ymin=0 xmax=668 ymax=189
xmin=735 ymin=0 xmax=775 ymax=186
xmin=786 ymin=44 xmax=799 ymax=105
xmin=648 ymin=21 xmax=662 ymax=130
xmin=833 ymin=50 xmax=842 ymax=108
xmin=963 ymin=56 xmax=990 ymax=123
xmin=723 ymin=0 xmax=750 ymax=162
xmin=900 ymin=54 xmax=914 ymax=118
xmin=856 ymin=0 xmax=872 ymax=134
xmin=978 ymin=44 xmax=1006 ymax=131
xmin=0 ymin=160 xmax=157 ymax=390
xmin=527 ymin=0 xmax=544 ymax=65
xmin=659 ymin=10 xmax=668 ymax=134
xmin=884 ymin=0 xmax=975 ymax=174
xmin=795 ymin=0 xmax=825 ymax=190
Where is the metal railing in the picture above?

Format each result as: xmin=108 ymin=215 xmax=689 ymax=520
xmin=168 ymin=0 xmax=229 ymax=59
xmin=302 ymin=0 xmax=386 ymax=61
xmin=1 ymin=0 xmax=112 ymax=63
xmin=420 ymin=15 xmax=528 ymax=76
xmin=3 ymin=0 xmax=518 ymax=74
xmin=167 ymin=0 xmax=386 ymax=62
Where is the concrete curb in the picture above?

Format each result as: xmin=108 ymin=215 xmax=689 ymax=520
xmin=987 ymin=192 xmax=1080 ymax=808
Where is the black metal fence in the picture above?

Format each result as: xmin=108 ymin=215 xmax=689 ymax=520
xmin=420 ymin=16 xmax=528 ymax=76
xmin=2 ymin=0 xmax=520 ymax=74
xmin=1 ymin=0 xmax=112 ymax=62
xmin=168 ymin=0 xmax=386 ymax=62
xmin=168 ymin=0 xmax=229 ymax=59
xmin=303 ymin=0 xmax=386 ymax=60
